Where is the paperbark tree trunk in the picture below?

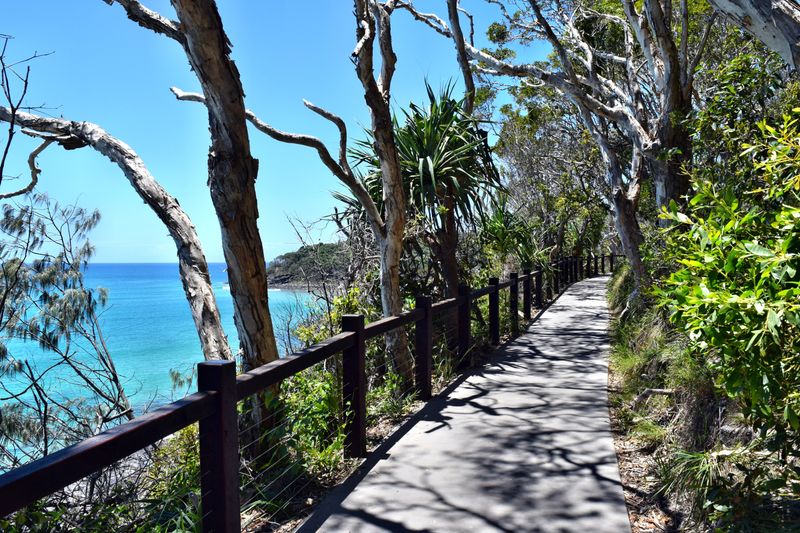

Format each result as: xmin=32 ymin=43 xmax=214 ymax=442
xmin=170 ymin=0 xmax=279 ymax=370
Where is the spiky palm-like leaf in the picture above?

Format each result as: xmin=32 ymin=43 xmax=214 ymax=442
xmin=342 ymin=82 xmax=501 ymax=229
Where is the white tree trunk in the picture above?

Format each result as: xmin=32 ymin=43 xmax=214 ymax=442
xmin=0 ymin=106 xmax=232 ymax=361
xmin=710 ymin=0 xmax=800 ymax=68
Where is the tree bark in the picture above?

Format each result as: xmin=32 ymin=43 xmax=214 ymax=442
xmin=170 ymin=0 xmax=279 ymax=370
xmin=354 ymin=0 xmax=414 ymax=390
xmin=709 ymin=0 xmax=800 ymax=69
xmin=650 ymin=110 xmax=693 ymax=209
xmin=613 ymin=188 xmax=647 ymax=286
xmin=0 ymin=106 xmax=232 ymax=361
xmin=435 ymin=194 xmax=460 ymax=298
xmin=446 ymin=0 xmax=475 ymax=114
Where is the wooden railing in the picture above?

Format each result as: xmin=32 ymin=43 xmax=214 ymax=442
xmin=0 ymin=254 xmax=619 ymax=532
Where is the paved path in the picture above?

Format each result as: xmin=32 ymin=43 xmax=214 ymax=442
xmin=299 ymin=275 xmax=630 ymax=533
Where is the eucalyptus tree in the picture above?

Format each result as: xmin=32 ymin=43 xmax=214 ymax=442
xmin=0 ymin=38 xmax=231 ymax=363
xmin=496 ymin=88 xmax=608 ymax=260
xmin=172 ymin=0 xmax=416 ymax=387
xmin=398 ymin=0 xmax=719 ymax=289
xmin=100 ymin=0 xmax=279 ymax=371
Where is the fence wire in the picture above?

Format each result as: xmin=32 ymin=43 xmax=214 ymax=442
xmin=2 ymin=267 xmax=599 ymax=532
xmin=1 ymin=429 xmax=204 ymax=532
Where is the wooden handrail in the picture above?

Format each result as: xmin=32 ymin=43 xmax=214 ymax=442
xmin=470 ymin=285 xmax=495 ymax=298
xmin=431 ymin=296 xmax=460 ymax=312
xmin=236 ymin=331 xmax=356 ymax=401
xmin=0 ymin=390 xmax=217 ymax=517
xmin=0 ymin=258 xmax=600 ymax=529
xmin=363 ymin=308 xmax=423 ymax=338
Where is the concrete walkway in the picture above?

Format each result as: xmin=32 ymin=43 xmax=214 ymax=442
xmin=299 ymin=275 xmax=630 ymax=533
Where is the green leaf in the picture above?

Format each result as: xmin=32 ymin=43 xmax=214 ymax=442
xmin=744 ymin=242 xmax=774 ymax=257
xmin=766 ymin=308 xmax=781 ymax=337
xmin=785 ymin=405 xmax=799 ymax=430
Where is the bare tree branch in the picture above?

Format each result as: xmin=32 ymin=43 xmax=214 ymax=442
xmin=0 ymin=138 xmax=52 ymax=199
xmin=169 ymin=86 xmax=387 ymax=238
xmin=101 ymin=0 xmax=184 ymax=43
xmin=447 ymin=0 xmax=475 ymax=114
xmin=0 ymin=105 xmax=233 ymax=362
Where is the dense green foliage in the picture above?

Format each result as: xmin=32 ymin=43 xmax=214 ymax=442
xmin=656 ymin=114 xmax=800 ymax=523
xmin=606 ymin=49 xmax=800 ymax=530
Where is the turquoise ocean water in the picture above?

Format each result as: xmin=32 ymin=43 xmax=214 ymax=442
xmin=5 ymin=263 xmax=311 ymax=410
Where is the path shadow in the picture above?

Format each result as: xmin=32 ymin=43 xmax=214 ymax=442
xmin=298 ymin=276 xmax=627 ymax=533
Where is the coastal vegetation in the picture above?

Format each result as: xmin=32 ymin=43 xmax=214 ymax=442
xmin=266 ymin=243 xmax=349 ymax=288
xmin=1 ymin=0 xmax=800 ymax=531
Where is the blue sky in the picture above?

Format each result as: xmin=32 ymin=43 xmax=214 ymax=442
xmin=2 ymin=1 xmax=548 ymax=263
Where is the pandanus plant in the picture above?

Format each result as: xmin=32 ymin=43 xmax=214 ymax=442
xmin=340 ymin=83 xmax=502 ymax=298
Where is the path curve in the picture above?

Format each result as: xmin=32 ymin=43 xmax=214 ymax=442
xmin=300 ymin=275 xmax=630 ymax=533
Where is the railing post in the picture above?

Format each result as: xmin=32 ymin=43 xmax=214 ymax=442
xmin=489 ymin=277 xmax=500 ymax=345
xmin=594 ymin=255 xmax=599 ymax=276
xmin=198 ymin=360 xmax=240 ymax=533
xmin=414 ymin=296 xmax=432 ymax=401
xmin=610 ymin=254 xmax=615 ymax=273
xmin=601 ymin=254 xmax=606 ymax=274
xmin=510 ymin=272 xmax=519 ymax=336
xmin=577 ymin=256 xmax=582 ymax=280
xmin=552 ymin=263 xmax=560 ymax=295
xmin=587 ymin=255 xmax=593 ymax=278
xmin=522 ymin=269 xmax=531 ymax=320
xmin=535 ymin=269 xmax=543 ymax=309
xmin=572 ymin=257 xmax=577 ymax=283
xmin=342 ymin=314 xmax=366 ymax=458
xmin=457 ymin=283 xmax=471 ymax=368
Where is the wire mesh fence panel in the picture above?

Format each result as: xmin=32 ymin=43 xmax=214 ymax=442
xmin=235 ymin=359 xmax=358 ymax=532
xmin=1 ymin=435 xmax=205 ymax=533
xmin=364 ymin=329 xmax=419 ymax=430
xmin=430 ymin=309 xmax=459 ymax=393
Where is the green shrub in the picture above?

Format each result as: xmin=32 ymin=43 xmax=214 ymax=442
xmin=657 ymin=111 xmax=800 ymax=522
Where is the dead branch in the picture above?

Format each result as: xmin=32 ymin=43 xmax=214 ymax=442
xmin=0 ymin=138 xmax=53 ymax=199
xmin=169 ymin=87 xmax=386 ymax=238
xmin=632 ymin=388 xmax=675 ymax=411
xmin=101 ymin=0 xmax=184 ymax=43
xmin=0 ymin=105 xmax=232 ymax=361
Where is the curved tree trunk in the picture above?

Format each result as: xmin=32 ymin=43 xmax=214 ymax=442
xmin=353 ymin=0 xmax=414 ymax=391
xmin=0 ymin=107 xmax=232 ymax=362
xmin=171 ymin=0 xmax=279 ymax=370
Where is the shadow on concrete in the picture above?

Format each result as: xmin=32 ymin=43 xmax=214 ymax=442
xmin=298 ymin=275 xmax=629 ymax=533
